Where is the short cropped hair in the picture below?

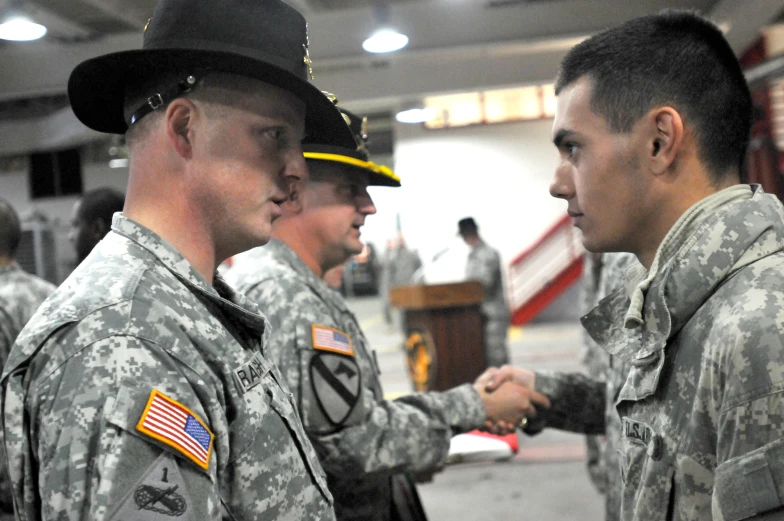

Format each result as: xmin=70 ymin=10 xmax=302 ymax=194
xmin=78 ymin=188 xmax=125 ymax=226
xmin=0 ymin=198 xmax=21 ymax=258
xmin=555 ymin=10 xmax=752 ymax=183
xmin=124 ymin=72 xmax=267 ymax=148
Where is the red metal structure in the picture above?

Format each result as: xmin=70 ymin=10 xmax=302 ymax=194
xmin=506 ymin=215 xmax=584 ymax=326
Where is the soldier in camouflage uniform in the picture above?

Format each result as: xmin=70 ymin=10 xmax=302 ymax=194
xmin=488 ymin=11 xmax=784 ymax=521
xmin=0 ymin=0 xmax=359 ymax=519
xmin=458 ymin=217 xmax=510 ymax=367
xmin=577 ymin=252 xmax=637 ymax=521
xmin=0 ymin=199 xmax=56 ymax=367
xmin=227 ymin=108 xmax=549 ymax=521
xmin=0 ymin=199 xmax=55 ymax=520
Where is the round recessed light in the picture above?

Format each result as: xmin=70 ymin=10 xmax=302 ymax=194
xmin=396 ymin=108 xmax=435 ymax=124
xmin=0 ymin=17 xmax=47 ymax=41
xmin=362 ymin=29 xmax=409 ymax=54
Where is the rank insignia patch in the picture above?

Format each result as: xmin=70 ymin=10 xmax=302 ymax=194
xmin=311 ymin=324 xmax=354 ymax=356
xmin=310 ymin=353 xmax=361 ymax=426
xmin=137 ymin=389 xmax=214 ymax=470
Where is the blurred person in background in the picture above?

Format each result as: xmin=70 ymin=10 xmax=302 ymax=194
xmin=68 ymin=187 xmax=125 ymax=264
xmin=458 ymin=217 xmax=510 ymax=367
xmin=578 ymin=252 xmax=637 ymax=521
xmin=382 ymin=233 xmax=422 ymax=326
xmin=0 ymin=198 xmax=55 ymax=520
xmin=0 ymin=198 xmax=55 ymax=366
xmin=323 ymin=262 xmax=346 ymax=292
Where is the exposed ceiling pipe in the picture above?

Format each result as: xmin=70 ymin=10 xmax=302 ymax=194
xmin=745 ymin=53 xmax=784 ymax=89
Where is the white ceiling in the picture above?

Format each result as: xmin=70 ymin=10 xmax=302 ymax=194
xmin=0 ymin=0 xmax=782 ymax=155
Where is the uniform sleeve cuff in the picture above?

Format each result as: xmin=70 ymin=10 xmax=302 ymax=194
xmin=443 ymin=383 xmax=486 ymax=433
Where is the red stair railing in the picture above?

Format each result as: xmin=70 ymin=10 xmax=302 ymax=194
xmin=507 ymin=215 xmax=585 ymax=326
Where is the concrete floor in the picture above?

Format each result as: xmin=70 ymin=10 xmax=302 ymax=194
xmin=345 ymin=295 xmax=605 ymax=521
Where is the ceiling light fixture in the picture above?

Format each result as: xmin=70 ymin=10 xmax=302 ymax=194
xmin=363 ymin=2 xmax=407 ymax=54
xmin=362 ymin=28 xmax=408 ymax=54
xmin=0 ymin=0 xmax=47 ymax=42
xmin=396 ymin=107 xmax=435 ymax=124
xmin=0 ymin=15 xmax=46 ymax=41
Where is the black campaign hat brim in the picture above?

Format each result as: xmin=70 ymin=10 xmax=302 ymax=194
xmin=67 ymin=48 xmax=355 ymax=147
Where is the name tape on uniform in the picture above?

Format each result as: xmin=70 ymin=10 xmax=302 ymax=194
xmin=234 ymin=352 xmax=270 ymax=393
xmin=136 ymin=389 xmax=214 ymax=470
xmin=311 ymin=324 xmax=354 ymax=356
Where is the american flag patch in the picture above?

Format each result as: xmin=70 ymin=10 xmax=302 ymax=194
xmin=136 ymin=389 xmax=214 ymax=470
xmin=312 ymin=324 xmax=354 ymax=356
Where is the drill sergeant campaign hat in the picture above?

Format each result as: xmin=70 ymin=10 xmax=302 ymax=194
xmin=303 ymin=107 xmax=401 ymax=187
xmin=67 ymin=0 xmax=356 ymax=148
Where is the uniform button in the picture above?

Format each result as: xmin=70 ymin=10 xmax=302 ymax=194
xmin=647 ymin=434 xmax=663 ymax=461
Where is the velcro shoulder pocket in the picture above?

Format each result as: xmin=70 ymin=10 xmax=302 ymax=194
xmin=714 ymin=440 xmax=784 ymax=521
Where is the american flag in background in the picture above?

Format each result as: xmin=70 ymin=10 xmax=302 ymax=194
xmin=137 ymin=390 xmax=213 ymax=469
xmin=312 ymin=325 xmax=353 ymax=355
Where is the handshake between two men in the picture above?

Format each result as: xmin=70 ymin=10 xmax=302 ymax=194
xmin=473 ymin=365 xmax=548 ymax=435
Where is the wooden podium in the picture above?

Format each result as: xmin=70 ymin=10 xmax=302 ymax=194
xmin=389 ymin=282 xmax=486 ymax=392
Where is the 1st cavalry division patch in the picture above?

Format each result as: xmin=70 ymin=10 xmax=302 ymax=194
xmin=137 ymin=389 xmax=214 ymax=470
xmin=310 ymin=352 xmax=361 ymax=426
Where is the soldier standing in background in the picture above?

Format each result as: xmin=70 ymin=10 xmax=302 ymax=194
xmin=458 ymin=217 xmax=510 ymax=367
xmin=578 ymin=252 xmax=637 ymax=521
xmin=0 ymin=0 xmax=359 ymax=519
xmin=0 ymin=199 xmax=55 ymax=520
xmin=0 ymin=198 xmax=55 ymax=366
xmin=68 ymin=187 xmax=125 ymax=264
xmin=382 ymin=233 xmax=422 ymax=327
xmin=227 ymin=108 xmax=548 ymax=521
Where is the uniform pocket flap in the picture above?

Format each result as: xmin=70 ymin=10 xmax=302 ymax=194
xmin=715 ymin=441 xmax=784 ymax=521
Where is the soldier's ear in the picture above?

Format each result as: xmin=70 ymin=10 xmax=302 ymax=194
xmin=164 ymin=98 xmax=197 ymax=160
xmin=649 ymin=106 xmax=683 ymax=176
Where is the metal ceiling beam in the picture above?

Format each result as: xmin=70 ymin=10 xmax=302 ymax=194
xmin=73 ymin=0 xmax=150 ymax=29
xmin=0 ymin=31 xmax=141 ymax=102
xmin=0 ymin=106 xmax=101 ymax=156
xmin=24 ymin=3 xmax=93 ymax=40
xmin=710 ymin=0 xmax=784 ymax=55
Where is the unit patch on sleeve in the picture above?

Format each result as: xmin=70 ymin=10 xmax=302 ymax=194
xmin=311 ymin=324 xmax=354 ymax=356
xmin=136 ymin=389 xmax=214 ymax=470
xmin=107 ymin=453 xmax=194 ymax=521
xmin=310 ymin=352 xmax=361 ymax=426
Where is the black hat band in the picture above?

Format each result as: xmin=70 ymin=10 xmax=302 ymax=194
xmin=128 ymin=73 xmax=201 ymax=127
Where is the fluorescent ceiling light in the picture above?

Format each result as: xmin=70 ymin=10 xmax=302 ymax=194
xmin=363 ymin=29 xmax=409 ymax=54
xmin=396 ymin=108 xmax=435 ymax=124
xmin=0 ymin=16 xmax=46 ymax=41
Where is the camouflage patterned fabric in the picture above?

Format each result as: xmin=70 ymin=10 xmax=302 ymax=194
xmin=227 ymin=239 xmax=487 ymax=521
xmin=577 ymin=252 xmax=638 ymax=521
xmin=532 ymin=184 xmax=784 ymax=520
xmin=0 ymin=262 xmax=55 ymax=517
xmin=0 ymin=215 xmax=335 ymax=521
xmin=465 ymin=241 xmax=510 ymax=367
xmin=0 ymin=263 xmax=55 ymax=367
